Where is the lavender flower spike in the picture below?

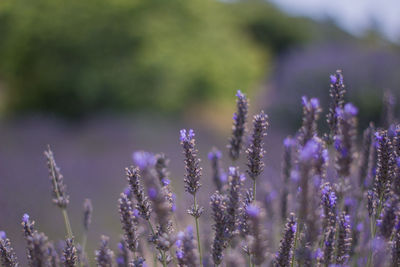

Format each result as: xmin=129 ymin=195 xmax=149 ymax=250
xmin=225 ymin=166 xmax=244 ymax=240
xmin=208 ymin=147 xmax=224 ymax=191
xmin=336 ymin=212 xmax=352 ymax=265
xmin=392 ymin=221 xmax=400 ymax=267
xmin=326 ymin=69 xmax=346 ymax=144
xmin=297 ymin=96 xmax=322 ymax=147
xmin=95 ymin=235 xmax=114 ymax=267
xmin=246 ymin=110 xmax=269 ymax=181
xmin=210 ymin=191 xmax=227 ymax=266
xmin=0 ymin=231 xmax=19 ymax=267
xmin=228 ymin=90 xmax=249 ymax=161
xmin=334 ymin=102 xmax=358 ymax=178
xmin=274 ymin=213 xmax=297 ymax=267
xmin=126 ymin=166 xmax=152 ymax=220
xmin=246 ymin=203 xmax=268 ymax=266
xmin=44 ymin=146 xmax=70 ymax=208
xmin=63 ymin=238 xmax=77 ymax=267
xmin=118 ymin=193 xmax=139 ymax=253
xmin=175 ymin=227 xmax=200 ymax=267
xmin=180 ymin=129 xmax=202 ymax=195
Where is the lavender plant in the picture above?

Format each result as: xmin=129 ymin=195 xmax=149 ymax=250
xmin=2 ymin=70 xmax=400 ymax=267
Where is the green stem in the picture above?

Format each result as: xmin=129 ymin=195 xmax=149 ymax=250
xmin=193 ymin=194 xmax=203 ymax=265
xmin=253 ymin=179 xmax=256 ymax=202
xmin=61 ymin=208 xmax=73 ymax=239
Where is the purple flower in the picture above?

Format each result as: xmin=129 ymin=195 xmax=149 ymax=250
xmin=236 ymin=90 xmax=244 ymax=98
xmin=208 ymin=149 xmax=222 ymax=160
xmin=0 ymin=231 xmax=6 ymax=239
xmin=357 ymin=223 xmax=364 ymax=232
xmin=330 ymin=74 xmax=337 ymax=84
xmin=375 ymin=131 xmax=383 ymax=141
xmin=299 ymin=139 xmax=319 ymax=161
xmin=397 ymin=157 xmax=400 ymax=168
xmin=147 ymin=187 xmax=157 ymax=199
xmin=161 ymin=178 xmax=170 ymax=186
xmin=283 ymin=137 xmax=295 ymax=148
xmin=310 ymin=98 xmax=320 ymax=109
xmin=180 ymin=129 xmax=195 ymax=143
xmin=22 ymin=213 xmax=30 ymax=223
xmin=176 ymin=250 xmax=184 ymax=259
xmin=246 ymin=204 xmax=260 ymax=217
xmin=132 ymin=151 xmax=156 ymax=169
xmin=344 ymin=103 xmax=358 ymax=116
xmin=291 ymin=222 xmax=297 ymax=233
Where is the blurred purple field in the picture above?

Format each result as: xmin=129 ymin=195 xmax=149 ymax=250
xmin=0 ymin=114 xmax=286 ymax=264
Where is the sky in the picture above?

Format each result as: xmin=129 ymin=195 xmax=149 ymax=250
xmin=270 ymin=0 xmax=400 ymax=42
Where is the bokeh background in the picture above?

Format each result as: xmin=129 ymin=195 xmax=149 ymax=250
xmin=0 ymin=0 xmax=399 ymax=264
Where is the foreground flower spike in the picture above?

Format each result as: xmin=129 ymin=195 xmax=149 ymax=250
xmin=0 ymin=231 xmax=19 ymax=267
xmin=208 ymin=148 xmax=225 ymax=191
xmin=175 ymin=227 xmax=200 ymax=267
xmin=95 ymin=235 xmax=114 ymax=267
xmin=118 ymin=193 xmax=139 ymax=253
xmin=382 ymin=90 xmax=396 ymax=128
xmin=155 ymin=153 xmax=170 ymax=186
xmin=326 ymin=69 xmax=346 ymax=144
xmin=26 ymin=232 xmax=50 ymax=267
xmin=228 ymin=90 xmax=248 ymax=161
xmin=126 ymin=166 xmax=152 ymax=220
xmin=180 ymin=129 xmax=202 ymax=195
xmin=246 ymin=203 xmax=268 ymax=266
xmin=336 ymin=212 xmax=352 ymax=265
xmin=246 ymin=110 xmax=269 ymax=198
xmin=359 ymin=123 xmax=376 ymax=190
xmin=44 ymin=146 xmax=70 ymax=209
xmin=48 ymin=242 xmax=61 ymax=267
xmin=21 ymin=213 xmax=35 ymax=239
xmin=226 ymin=167 xmax=244 ymax=240
xmin=372 ymin=130 xmax=396 ymax=213
xmin=180 ymin=129 xmax=203 ymax=263
xmin=274 ymin=213 xmax=297 ymax=267
xmin=210 ymin=191 xmax=227 ymax=266
xmin=297 ymin=96 xmax=322 ymax=147
xmin=239 ymin=188 xmax=253 ymax=238
xmin=63 ymin=238 xmax=77 ymax=267
xmin=334 ymin=103 xmax=358 ymax=178
xmin=379 ymin=197 xmax=398 ymax=239
xmin=281 ymin=137 xmax=295 ymax=221
xmin=321 ymin=183 xmax=337 ymax=229
xmin=116 ymin=239 xmax=131 ymax=267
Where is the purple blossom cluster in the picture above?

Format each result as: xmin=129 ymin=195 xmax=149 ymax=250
xmin=1 ymin=70 xmax=400 ymax=267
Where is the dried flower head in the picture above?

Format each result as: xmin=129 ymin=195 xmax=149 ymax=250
xmin=118 ymin=193 xmax=139 ymax=253
xmin=336 ymin=212 xmax=352 ymax=265
xmin=210 ymin=191 xmax=227 ymax=265
xmin=208 ymin=148 xmax=225 ymax=191
xmin=274 ymin=213 xmax=297 ymax=267
xmin=298 ymin=96 xmax=321 ymax=147
xmin=175 ymin=227 xmax=200 ymax=267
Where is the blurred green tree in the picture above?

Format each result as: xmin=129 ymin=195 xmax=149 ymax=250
xmin=0 ymin=0 xmax=306 ymax=117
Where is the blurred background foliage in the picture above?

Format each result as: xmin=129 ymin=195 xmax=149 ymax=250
xmin=0 ymin=0 xmax=315 ymax=118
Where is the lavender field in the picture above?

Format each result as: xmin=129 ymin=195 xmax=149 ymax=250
xmin=1 ymin=70 xmax=400 ymax=266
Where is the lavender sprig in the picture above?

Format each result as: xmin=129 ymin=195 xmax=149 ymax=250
xmin=208 ymin=148 xmax=225 ymax=191
xmin=336 ymin=212 xmax=352 ymax=265
xmin=334 ymin=103 xmax=358 ymax=178
xmin=180 ymin=129 xmax=203 ymax=263
xmin=63 ymin=238 xmax=77 ymax=267
xmin=225 ymin=166 xmax=244 ymax=241
xmin=359 ymin=123 xmax=376 ymax=190
xmin=0 ymin=231 xmax=19 ymax=267
xmin=210 ymin=191 xmax=227 ymax=266
xmin=228 ymin=90 xmax=248 ymax=161
xmin=326 ymin=69 xmax=346 ymax=144
xmin=246 ymin=110 xmax=269 ymax=200
xmin=95 ymin=236 xmax=114 ymax=267
xmin=26 ymin=232 xmax=50 ymax=267
xmin=392 ymin=222 xmax=400 ymax=267
xmin=126 ymin=166 xmax=152 ymax=221
xmin=298 ymin=96 xmax=321 ymax=147
xmin=378 ymin=197 xmax=398 ymax=240
xmin=118 ymin=193 xmax=139 ymax=253
xmin=44 ymin=146 xmax=74 ymax=239
xmin=274 ymin=213 xmax=297 ymax=267
xmin=175 ymin=227 xmax=200 ymax=267
xmin=246 ymin=204 xmax=268 ymax=266
xmin=281 ymin=137 xmax=295 ymax=221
